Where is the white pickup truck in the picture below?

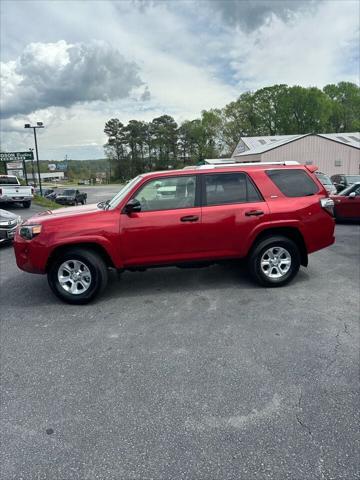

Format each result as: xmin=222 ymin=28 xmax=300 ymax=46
xmin=0 ymin=175 xmax=34 ymax=208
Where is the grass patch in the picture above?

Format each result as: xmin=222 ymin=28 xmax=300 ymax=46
xmin=33 ymin=195 xmax=62 ymax=210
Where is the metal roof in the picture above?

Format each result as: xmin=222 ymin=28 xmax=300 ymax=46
xmin=317 ymin=132 xmax=360 ymax=148
xmin=232 ymin=132 xmax=360 ymax=157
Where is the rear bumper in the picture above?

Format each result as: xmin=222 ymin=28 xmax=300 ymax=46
xmin=0 ymin=196 xmax=32 ymax=203
xmin=305 ymin=214 xmax=335 ymax=254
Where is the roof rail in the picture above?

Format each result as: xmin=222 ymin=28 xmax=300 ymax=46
xmin=197 ymin=161 xmax=300 ymax=169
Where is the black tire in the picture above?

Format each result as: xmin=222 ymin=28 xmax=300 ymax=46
xmin=248 ymin=236 xmax=300 ymax=287
xmin=47 ymin=248 xmax=108 ymax=304
xmin=23 ymin=200 xmax=31 ymax=208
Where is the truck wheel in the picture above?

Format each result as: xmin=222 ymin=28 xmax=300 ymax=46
xmin=47 ymin=248 xmax=108 ymax=304
xmin=23 ymin=201 xmax=31 ymax=208
xmin=248 ymin=236 xmax=300 ymax=287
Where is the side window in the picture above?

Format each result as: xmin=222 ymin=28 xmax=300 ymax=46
xmin=266 ymin=169 xmax=318 ymax=197
xmin=134 ymin=176 xmax=196 ymax=212
xmin=204 ymin=173 xmax=262 ymax=206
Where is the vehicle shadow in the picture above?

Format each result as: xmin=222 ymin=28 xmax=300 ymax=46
xmin=101 ymin=262 xmax=310 ymax=301
xmin=1 ymin=261 xmax=310 ymax=309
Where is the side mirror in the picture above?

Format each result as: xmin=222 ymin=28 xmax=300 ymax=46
xmin=349 ymin=191 xmax=356 ymax=198
xmin=124 ymin=198 xmax=141 ymax=213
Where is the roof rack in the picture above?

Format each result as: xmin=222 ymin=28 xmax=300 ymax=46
xmin=196 ymin=161 xmax=300 ymax=169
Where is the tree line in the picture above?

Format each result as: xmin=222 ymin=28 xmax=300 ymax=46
xmin=105 ymin=81 xmax=359 ymax=180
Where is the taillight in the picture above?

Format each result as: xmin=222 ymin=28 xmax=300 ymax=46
xmin=320 ymin=198 xmax=334 ymax=216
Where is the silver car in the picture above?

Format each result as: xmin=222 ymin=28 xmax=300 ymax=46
xmin=0 ymin=209 xmax=21 ymax=245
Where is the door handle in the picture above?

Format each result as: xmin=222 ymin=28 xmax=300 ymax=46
xmin=180 ymin=215 xmax=199 ymax=222
xmin=245 ymin=210 xmax=264 ymax=217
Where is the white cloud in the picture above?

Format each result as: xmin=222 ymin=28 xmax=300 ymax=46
xmin=228 ymin=0 xmax=359 ymax=89
xmin=0 ymin=40 xmax=143 ymax=118
xmin=0 ymin=0 xmax=358 ymax=160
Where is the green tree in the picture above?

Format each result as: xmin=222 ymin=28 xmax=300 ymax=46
xmin=104 ymin=118 xmax=128 ymax=180
xmin=286 ymin=86 xmax=332 ymax=134
xmin=150 ymin=115 xmax=178 ymax=169
xmin=323 ymin=82 xmax=360 ymax=132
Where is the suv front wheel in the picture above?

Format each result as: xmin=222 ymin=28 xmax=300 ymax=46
xmin=48 ymin=248 xmax=108 ymax=304
xmin=249 ymin=236 xmax=300 ymax=287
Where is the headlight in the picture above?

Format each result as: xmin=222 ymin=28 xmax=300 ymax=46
xmin=17 ymin=216 xmax=22 ymax=225
xmin=19 ymin=224 xmax=42 ymax=240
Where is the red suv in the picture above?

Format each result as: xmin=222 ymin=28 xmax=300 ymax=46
xmin=13 ymin=162 xmax=335 ymax=304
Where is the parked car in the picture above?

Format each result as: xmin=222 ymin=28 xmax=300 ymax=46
xmin=13 ymin=162 xmax=335 ymax=304
xmin=315 ymin=172 xmax=337 ymax=195
xmin=330 ymin=174 xmax=360 ymax=193
xmin=0 ymin=209 xmax=21 ymax=245
xmin=43 ymin=188 xmax=58 ymax=200
xmin=55 ymin=189 xmax=87 ymax=206
xmin=331 ymin=182 xmax=360 ymax=221
xmin=0 ymin=175 xmax=34 ymax=208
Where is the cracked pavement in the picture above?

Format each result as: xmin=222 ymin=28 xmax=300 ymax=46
xmin=0 ymin=210 xmax=359 ymax=480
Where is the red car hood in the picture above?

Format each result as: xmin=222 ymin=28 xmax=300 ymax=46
xmin=24 ymin=203 xmax=102 ymax=224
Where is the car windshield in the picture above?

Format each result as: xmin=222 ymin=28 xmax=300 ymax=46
xmin=316 ymin=173 xmax=332 ymax=185
xmin=107 ymin=176 xmax=143 ymax=209
xmin=339 ymin=183 xmax=360 ymax=196
xmin=346 ymin=175 xmax=360 ymax=183
xmin=62 ymin=190 xmax=75 ymax=196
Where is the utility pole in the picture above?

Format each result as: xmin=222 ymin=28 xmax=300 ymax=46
xmin=24 ymin=122 xmax=44 ymax=195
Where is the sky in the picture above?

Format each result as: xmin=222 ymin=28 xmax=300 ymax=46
xmin=1 ymin=0 xmax=359 ymax=160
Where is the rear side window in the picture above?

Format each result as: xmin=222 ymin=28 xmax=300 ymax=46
xmin=0 ymin=176 xmax=18 ymax=185
xmin=204 ymin=173 xmax=262 ymax=206
xmin=266 ymin=169 xmax=318 ymax=197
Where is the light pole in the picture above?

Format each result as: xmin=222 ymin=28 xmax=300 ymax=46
xmin=24 ymin=122 xmax=44 ymax=195
xmin=29 ymin=148 xmax=36 ymax=187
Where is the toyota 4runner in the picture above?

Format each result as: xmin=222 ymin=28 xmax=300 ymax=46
xmin=13 ymin=162 xmax=335 ymax=304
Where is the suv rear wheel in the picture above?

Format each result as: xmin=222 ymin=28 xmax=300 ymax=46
xmin=248 ymin=236 xmax=300 ymax=287
xmin=48 ymin=248 xmax=108 ymax=304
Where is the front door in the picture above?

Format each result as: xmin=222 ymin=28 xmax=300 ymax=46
xmin=120 ymin=175 xmax=203 ymax=266
xmin=337 ymin=185 xmax=360 ymax=218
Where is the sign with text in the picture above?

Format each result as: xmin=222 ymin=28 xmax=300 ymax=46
xmin=0 ymin=151 xmax=34 ymax=162
xmin=7 ymin=161 xmax=23 ymax=170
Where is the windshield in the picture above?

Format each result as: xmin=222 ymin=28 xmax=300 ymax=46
xmin=339 ymin=183 xmax=360 ymax=196
xmin=346 ymin=175 xmax=360 ymax=183
xmin=62 ymin=190 xmax=75 ymax=196
xmin=316 ymin=173 xmax=332 ymax=185
xmin=107 ymin=176 xmax=143 ymax=209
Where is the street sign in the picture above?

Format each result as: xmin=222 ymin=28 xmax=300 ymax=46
xmin=0 ymin=151 xmax=34 ymax=162
xmin=7 ymin=161 xmax=23 ymax=170
xmin=7 ymin=169 xmax=24 ymax=177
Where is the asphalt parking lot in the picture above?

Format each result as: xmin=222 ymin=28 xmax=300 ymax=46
xmin=0 ymin=201 xmax=359 ymax=480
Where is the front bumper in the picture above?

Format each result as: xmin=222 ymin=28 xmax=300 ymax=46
xmin=55 ymin=199 xmax=74 ymax=205
xmin=0 ymin=224 xmax=17 ymax=243
xmin=13 ymin=234 xmax=49 ymax=273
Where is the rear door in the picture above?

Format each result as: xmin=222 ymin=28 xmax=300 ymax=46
xmin=119 ymin=174 xmax=204 ymax=265
xmin=200 ymin=172 xmax=269 ymax=258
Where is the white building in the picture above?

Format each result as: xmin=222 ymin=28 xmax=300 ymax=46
xmin=231 ymin=133 xmax=360 ymax=176
xmin=25 ymin=171 xmax=65 ymax=182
